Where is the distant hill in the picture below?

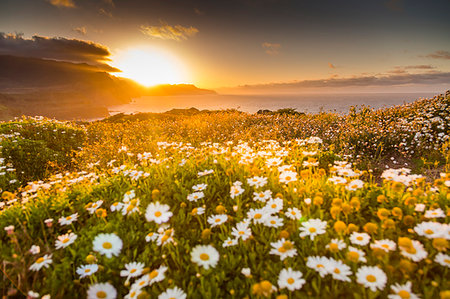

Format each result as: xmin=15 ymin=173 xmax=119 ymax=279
xmin=0 ymin=55 xmax=215 ymax=120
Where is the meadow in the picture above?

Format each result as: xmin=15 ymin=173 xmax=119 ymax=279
xmin=0 ymin=93 xmax=449 ymax=298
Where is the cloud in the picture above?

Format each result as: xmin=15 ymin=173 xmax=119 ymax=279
xmin=48 ymin=0 xmax=76 ymax=8
xmin=0 ymin=33 xmax=114 ymax=69
xmin=73 ymin=27 xmax=87 ymax=35
xmin=423 ymin=50 xmax=450 ymax=60
xmin=262 ymin=42 xmax=281 ymax=55
xmin=241 ymin=72 xmax=450 ymax=89
xmin=140 ymin=21 xmax=199 ymax=41
xmin=103 ymin=0 xmax=114 ymax=7
xmin=328 ymin=63 xmax=336 ymax=69
xmin=387 ymin=65 xmax=436 ymax=74
xmin=194 ymin=8 xmax=205 ymax=16
xmin=98 ymin=8 xmax=113 ymax=18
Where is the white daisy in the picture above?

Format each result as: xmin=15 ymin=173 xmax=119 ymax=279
xmin=123 ymin=190 xmax=135 ymax=202
xmin=207 ymin=214 xmax=228 ymax=227
xmin=58 ymin=213 xmax=78 ymax=226
xmin=434 ymin=252 xmax=450 ymax=268
xmin=350 ymin=232 xmax=371 ymax=246
xmin=326 ymin=239 xmax=347 ymax=252
xmin=192 ymin=183 xmax=207 ymax=191
xmin=278 ymin=268 xmax=306 ymax=291
xmin=158 ymin=286 xmax=187 ymax=299
xmin=131 ymin=276 xmax=150 ymax=290
xmin=29 ymin=254 xmax=52 ymax=271
xmin=399 ymin=240 xmax=428 ymax=262
xmin=222 ymin=237 xmax=238 ymax=247
xmin=145 ymin=202 xmax=173 ymax=224
xmin=306 ymin=256 xmax=331 ymax=278
xmin=253 ymin=190 xmax=272 ymax=202
xmin=124 ymin=288 xmax=141 ymax=299
xmin=370 ymin=239 xmax=396 ymax=252
xmin=77 ymin=264 xmax=99 ymax=278
xmin=285 ymin=207 xmax=302 ymax=220
xmin=122 ymin=199 xmax=140 ymax=216
xmin=87 ymin=282 xmax=117 ymax=299
xmin=86 ymin=200 xmax=103 ymax=214
xmin=264 ymin=215 xmax=284 ymax=228
xmin=269 ymin=239 xmax=297 ymax=261
xmin=191 ymin=207 xmax=205 ymax=215
xmin=265 ymin=197 xmax=284 ymax=214
xmin=231 ymin=222 xmax=252 ymax=240
xmin=327 ymin=259 xmax=352 ymax=282
xmin=414 ymin=221 xmax=446 ymax=239
xmin=346 ymin=179 xmax=364 ymax=191
xmin=299 ymin=219 xmax=327 ymax=240
xmin=191 ymin=245 xmax=219 ymax=269
xmin=145 ymin=231 xmax=158 ymax=242
xmin=424 ymin=208 xmax=445 ymax=218
xmin=247 ymin=176 xmax=268 ymax=188
xmin=110 ymin=202 xmax=123 ymax=212
xmin=388 ymin=281 xmax=420 ymax=299
xmin=247 ymin=208 xmax=270 ymax=224
xmin=279 ymin=171 xmax=298 ymax=184
xmin=356 ymin=266 xmax=387 ymax=292
xmin=29 ymin=245 xmax=40 ymax=255
xmin=347 ymin=246 xmax=367 ymax=263
xmin=120 ymin=262 xmax=145 ymax=280
xmin=148 ymin=265 xmax=168 ymax=284
xmin=187 ymin=192 xmax=204 ymax=202
xmin=230 ymin=184 xmax=245 ymax=198
xmin=92 ymin=233 xmax=123 ymax=258
xmin=55 ymin=232 xmax=77 ymax=249
xmin=266 ymin=157 xmax=283 ymax=167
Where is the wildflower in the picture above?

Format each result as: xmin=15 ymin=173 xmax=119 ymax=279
xmin=158 ymin=286 xmax=187 ymax=299
xmin=4 ymin=225 xmax=14 ymax=234
xmin=247 ymin=176 xmax=268 ymax=188
xmin=191 ymin=207 xmax=205 ymax=215
xmin=58 ymin=213 xmax=78 ymax=226
xmin=191 ymin=245 xmax=220 ymax=269
xmin=247 ymin=208 xmax=269 ymax=224
xmin=388 ymin=281 xmax=420 ymax=299
xmin=192 ymin=183 xmax=207 ymax=191
xmin=29 ymin=254 xmax=52 ymax=271
xmin=253 ymin=190 xmax=272 ymax=202
xmin=326 ymin=239 xmax=347 ymax=252
xmin=207 ymin=214 xmax=228 ymax=227
xmin=266 ymin=157 xmax=283 ymax=167
xmin=122 ymin=199 xmax=140 ymax=216
xmin=110 ymin=202 xmax=123 ymax=212
xmin=157 ymin=228 xmax=174 ymax=246
xmin=278 ymin=268 xmax=306 ymax=291
xmin=270 ymin=239 xmax=297 ymax=260
xmin=299 ymin=219 xmax=327 ymax=240
xmin=223 ymin=237 xmax=238 ymax=247
xmin=124 ymin=289 xmax=141 ymax=299
xmin=252 ymin=280 xmax=276 ymax=297
xmin=304 ymin=197 xmax=312 ymax=205
xmin=285 ymin=207 xmax=302 ymax=220
xmin=231 ymin=222 xmax=252 ymax=240
xmin=86 ymin=200 xmax=103 ymax=214
xmin=424 ymin=208 xmax=445 ymax=218
xmin=87 ymin=282 xmax=117 ymax=299
xmin=414 ymin=203 xmax=426 ymax=212
xmin=347 ymin=246 xmax=367 ymax=263
xmin=92 ymin=233 xmax=123 ymax=258
xmin=29 ymin=245 xmax=40 ymax=255
xmin=55 ymin=232 xmax=77 ymax=249
xmin=145 ymin=232 xmax=158 ymax=242
xmin=370 ymin=239 xmax=396 ymax=252
xmin=230 ymin=184 xmax=245 ymax=198
xmin=44 ymin=218 xmax=53 ymax=227
xmin=434 ymin=252 xmax=450 ymax=268
xmin=187 ymin=192 xmax=204 ymax=202
xmin=148 ymin=265 xmax=168 ymax=284
xmin=356 ymin=266 xmax=387 ymax=292
xmin=265 ymin=197 xmax=284 ymax=214
xmin=306 ymin=256 xmax=331 ymax=277
xmin=346 ymin=179 xmax=364 ymax=191
xmin=120 ymin=262 xmax=145 ymax=280
xmin=279 ymin=171 xmax=298 ymax=184
xmin=414 ymin=221 xmax=446 ymax=239
xmin=327 ymin=259 xmax=352 ymax=282
xmin=27 ymin=291 xmax=39 ymax=298
xmin=198 ymin=169 xmax=213 ymax=177
xmin=241 ymin=267 xmax=251 ymax=277
xmin=399 ymin=240 xmax=428 ymax=262
xmin=350 ymin=232 xmax=371 ymax=246
xmin=334 ymin=221 xmax=347 ymax=234
xmin=432 ymin=238 xmax=448 ymax=251
xmin=77 ymin=264 xmax=99 ymax=278
xmin=123 ymin=190 xmax=135 ymax=202
xmin=145 ymin=202 xmax=173 ymax=224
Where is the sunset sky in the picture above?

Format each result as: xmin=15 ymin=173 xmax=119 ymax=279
xmin=1 ymin=0 xmax=450 ymax=90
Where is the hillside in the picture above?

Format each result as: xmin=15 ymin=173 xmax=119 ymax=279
xmin=0 ymin=93 xmax=448 ymax=298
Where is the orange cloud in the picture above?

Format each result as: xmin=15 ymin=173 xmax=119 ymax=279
xmin=328 ymin=63 xmax=336 ymax=69
xmin=73 ymin=27 xmax=87 ymax=35
xmin=140 ymin=22 xmax=199 ymax=41
xmin=262 ymin=42 xmax=281 ymax=55
xmin=48 ymin=0 xmax=76 ymax=8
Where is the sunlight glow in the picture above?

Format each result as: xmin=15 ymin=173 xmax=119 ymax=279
xmin=111 ymin=48 xmax=188 ymax=86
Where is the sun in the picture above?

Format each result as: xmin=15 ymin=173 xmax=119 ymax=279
xmin=111 ymin=47 xmax=188 ymax=86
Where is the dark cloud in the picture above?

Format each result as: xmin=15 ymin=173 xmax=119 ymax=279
xmin=424 ymin=50 xmax=450 ymax=60
xmin=241 ymin=72 xmax=450 ymax=89
xmin=0 ymin=33 xmax=115 ymax=70
xmin=98 ymin=8 xmax=113 ymax=18
xmin=387 ymin=65 xmax=436 ymax=74
xmin=262 ymin=42 xmax=281 ymax=55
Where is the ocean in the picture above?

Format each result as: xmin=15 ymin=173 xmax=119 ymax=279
xmin=108 ymin=92 xmax=440 ymax=115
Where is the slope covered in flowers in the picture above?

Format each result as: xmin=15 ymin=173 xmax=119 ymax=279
xmin=0 ymin=93 xmax=449 ymax=299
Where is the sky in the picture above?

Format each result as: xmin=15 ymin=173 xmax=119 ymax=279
xmin=1 ymin=0 xmax=450 ymax=91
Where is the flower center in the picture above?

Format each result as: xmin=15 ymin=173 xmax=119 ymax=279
xmin=271 ymin=204 xmax=277 ymax=208
xmin=287 ymin=278 xmax=295 ymax=284
xmin=285 ymin=176 xmax=291 ymax=181
xmin=425 ymin=229 xmax=434 ymax=235
xmin=309 ymin=227 xmax=317 ymax=233
xmin=85 ymin=269 xmax=91 ymax=273
xmin=154 ymin=211 xmax=162 ymax=217
xmin=200 ymin=253 xmax=210 ymax=261
xmin=356 ymin=236 xmax=363 ymax=241
xmin=366 ymin=275 xmax=376 ymax=282
xmin=316 ymin=264 xmax=324 ymax=268
xmin=406 ymin=247 xmax=417 ymax=254
xmin=102 ymin=242 xmax=112 ymax=249
xmin=270 ymin=220 xmax=276 ymax=224
xmin=381 ymin=244 xmax=389 ymax=249
xmin=334 ymin=268 xmax=340 ymax=274
xmin=36 ymin=257 xmax=45 ymax=264
xmin=149 ymin=270 xmax=158 ymax=279
xmin=96 ymin=291 xmax=107 ymax=298
xmin=254 ymin=213 xmax=262 ymax=219
xmin=239 ymin=231 xmax=245 ymax=235
xmin=444 ymin=259 xmax=450 ymax=264
xmin=215 ymin=218 xmax=221 ymax=223
xmin=398 ymin=290 xmax=410 ymax=299
xmin=66 ymin=216 xmax=72 ymax=220
xmin=62 ymin=238 xmax=70 ymax=244
xmin=130 ymin=269 xmax=137 ymax=273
